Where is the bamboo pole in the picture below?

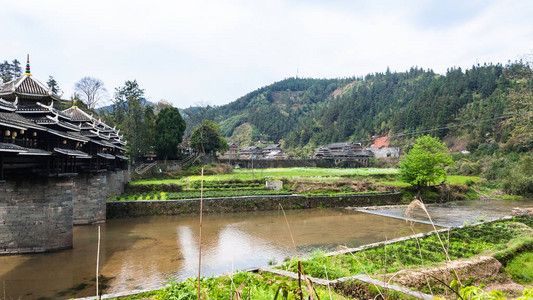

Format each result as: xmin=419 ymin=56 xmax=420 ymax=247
xmin=197 ymin=168 xmax=204 ymax=300
xmin=96 ymin=225 xmax=101 ymax=299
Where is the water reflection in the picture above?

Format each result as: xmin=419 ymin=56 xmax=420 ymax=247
xmin=0 ymin=208 xmax=434 ymax=299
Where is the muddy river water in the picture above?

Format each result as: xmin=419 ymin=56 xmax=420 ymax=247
xmin=0 ymin=199 xmax=530 ymax=299
xmin=1 ymin=208 xmax=434 ymax=299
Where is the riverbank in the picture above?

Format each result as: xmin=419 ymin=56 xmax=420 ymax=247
xmin=106 ymin=193 xmax=401 ymax=218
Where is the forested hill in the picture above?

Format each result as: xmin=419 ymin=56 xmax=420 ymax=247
xmin=183 ymin=62 xmax=532 ymax=154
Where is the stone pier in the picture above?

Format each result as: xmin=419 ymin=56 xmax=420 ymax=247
xmin=0 ymin=176 xmax=74 ymax=254
xmin=0 ymin=170 xmax=129 ymax=255
xmin=72 ymin=170 xmax=129 ymax=225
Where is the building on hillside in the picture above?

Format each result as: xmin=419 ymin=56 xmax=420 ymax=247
xmin=239 ymin=146 xmax=263 ymax=159
xmin=366 ymin=136 xmax=400 ymax=158
xmin=219 ymin=142 xmax=238 ymax=159
xmin=262 ymin=143 xmax=286 ymax=159
xmin=0 ymin=57 xmax=127 ymax=179
xmin=326 ymin=141 xmax=363 ymax=153
xmin=366 ymin=146 xmax=400 ymax=158
xmin=314 ymin=141 xmax=373 ymax=161
xmin=224 ymin=143 xmax=239 ymax=158
xmin=315 ymin=147 xmax=332 ymax=159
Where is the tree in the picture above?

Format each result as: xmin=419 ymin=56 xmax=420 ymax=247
xmin=190 ymin=120 xmax=229 ymax=156
xmin=0 ymin=59 xmax=21 ymax=82
xmin=74 ymin=77 xmax=107 ymax=109
xmin=111 ymin=80 xmax=151 ymax=161
xmin=182 ymin=101 xmax=216 ymax=137
xmin=399 ymin=135 xmax=453 ymax=188
xmin=155 ymin=107 xmax=186 ymax=160
xmin=47 ymin=76 xmax=60 ymax=93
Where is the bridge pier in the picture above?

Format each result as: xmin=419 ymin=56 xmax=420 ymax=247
xmin=0 ymin=170 xmax=129 ymax=255
xmin=73 ymin=170 xmax=129 ymax=225
xmin=0 ymin=176 xmax=74 ymax=254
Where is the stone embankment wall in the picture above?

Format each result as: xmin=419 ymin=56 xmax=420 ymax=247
xmin=0 ymin=177 xmax=73 ymax=255
xmin=1 ymin=170 xmax=129 ymax=255
xmin=107 ymin=193 xmax=402 ymax=218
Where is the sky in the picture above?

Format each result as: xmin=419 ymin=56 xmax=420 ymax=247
xmin=1 ymin=0 xmax=532 ymax=108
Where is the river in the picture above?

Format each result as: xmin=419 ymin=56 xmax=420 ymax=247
xmin=1 ymin=198 xmax=531 ymax=299
xmin=0 ymin=208 xmax=433 ymax=299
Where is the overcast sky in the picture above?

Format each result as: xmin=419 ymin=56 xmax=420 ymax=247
xmin=1 ymin=1 xmax=532 ymax=108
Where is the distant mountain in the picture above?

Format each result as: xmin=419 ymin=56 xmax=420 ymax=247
xmin=182 ymin=62 xmax=533 ymax=155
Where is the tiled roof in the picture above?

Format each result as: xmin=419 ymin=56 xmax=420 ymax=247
xmin=97 ymin=153 xmax=115 ymax=159
xmin=90 ymin=138 xmax=115 ymax=148
xmin=47 ymin=129 xmax=89 ymax=142
xmin=0 ymin=142 xmax=27 ymax=153
xmin=16 ymin=103 xmax=49 ymax=113
xmin=0 ymin=75 xmax=61 ymax=101
xmin=116 ymin=154 xmax=129 ymax=160
xmin=110 ymin=138 xmax=126 ymax=146
xmin=62 ymin=106 xmax=93 ymax=122
xmin=80 ymin=130 xmax=98 ymax=137
xmin=0 ymin=143 xmax=52 ymax=155
xmin=18 ymin=148 xmax=52 ymax=156
xmin=57 ymin=120 xmax=81 ymax=131
xmin=0 ymin=99 xmax=16 ymax=111
xmin=54 ymin=147 xmax=91 ymax=158
xmin=264 ymin=144 xmax=281 ymax=150
xmin=0 ymin=112 xmax=47 ymax=131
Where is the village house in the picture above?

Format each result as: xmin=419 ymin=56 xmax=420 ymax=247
xmin=366 ymin=136 xmax=400 ymax=158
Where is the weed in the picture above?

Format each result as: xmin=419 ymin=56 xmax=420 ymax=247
xmin=505 ymin=252 xmax=533 ymax=284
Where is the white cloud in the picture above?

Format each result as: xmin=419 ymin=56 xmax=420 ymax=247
xmin=1 ymin=0 xmax=531 ymax=108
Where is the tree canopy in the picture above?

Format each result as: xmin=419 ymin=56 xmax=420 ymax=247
xmin=107 ymin=80 xmax=154 ymax=161
xmin=74 ymin=76 xmax=107 ymax=109
xmin=399 ymin=135 xmax=453 ymax=188
xmin=190 ymin=120 xmax=229 ymax=155
xmin=0 ymin=59 xmax=21 ymax=82
xmin=155 ymin=107 xmax=186 ymax=160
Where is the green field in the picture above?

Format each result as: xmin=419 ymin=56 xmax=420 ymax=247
xmin=132 ymin=167 xmax=399 ymax=185
xmin=118 ymin=168 xmax=483 ymax=202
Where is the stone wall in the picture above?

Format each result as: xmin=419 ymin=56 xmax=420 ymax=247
xmin=107 ymin=193 xmax=402 ymax=218
xmin=107 ymin=169 xmax=129 ymax=196
xmin=0 ymin=177 xmax=73 ymax=254
xmin=73 ymin=173 xmax=107 ymax=225
xmin=73 ymin=170 xmax=130 ymax=225
xmin=1 ymin=169 xmax=129 ymax=255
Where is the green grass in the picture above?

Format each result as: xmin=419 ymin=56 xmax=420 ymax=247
xmin=109 ymin=271 xmax=350 ymax=300
xmin=132 ymin=167 xmax=399 ymax=185
xmin=505 ymin=252 xmax=533 ymax=284
xmin=380 ymin=180 xmax=410 ymax=187
xmin=446 ymin=175 xmax=481 ymax=185
xmin=108 ymin=189 xmax=292 ymax=201
xmin=279 ymin=221 xmax=525 ymax=280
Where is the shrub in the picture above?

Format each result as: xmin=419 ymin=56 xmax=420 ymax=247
xmin=505 ymin=252 xmax=533 ymax=284
xmin=503 ymin=154 xmax=533 ymax=195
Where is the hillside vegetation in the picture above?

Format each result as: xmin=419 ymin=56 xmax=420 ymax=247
xmin=183 ymin=62 xmax=532 ymax=156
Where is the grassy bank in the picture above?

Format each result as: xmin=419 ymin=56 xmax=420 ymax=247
xmin=110 ymin=271 xmax=351 ymax=300
xmin=280 ymin=219 xmax=529 ymax=279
